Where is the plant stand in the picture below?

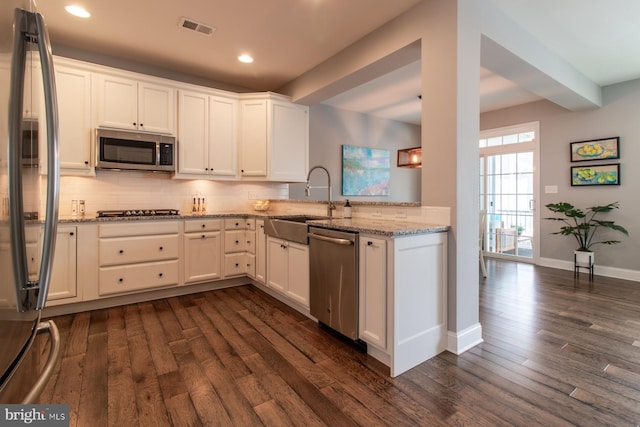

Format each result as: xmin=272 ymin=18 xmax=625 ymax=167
xmin=574 ymin=251 xmax=594 ymax=281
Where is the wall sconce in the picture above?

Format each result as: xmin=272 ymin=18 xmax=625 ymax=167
xmin=397 ymin=147 xmax=422 ymax=168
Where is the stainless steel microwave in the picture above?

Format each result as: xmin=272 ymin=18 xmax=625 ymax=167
xmin=96 ymin=128 xmax=175 ymax=172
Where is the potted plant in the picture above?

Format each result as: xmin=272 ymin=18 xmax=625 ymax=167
xmin=545 ymin=201 xmax=629 ymax=267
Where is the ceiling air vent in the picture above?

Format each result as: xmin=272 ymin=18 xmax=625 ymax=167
xmin=178 ymin=17 xmax=216 ymax=36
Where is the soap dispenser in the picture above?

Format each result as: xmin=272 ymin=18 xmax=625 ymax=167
xmin=344 ymin=200 xmax=352 ymax=219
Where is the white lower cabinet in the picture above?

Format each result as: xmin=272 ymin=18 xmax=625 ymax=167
xmin=183 ymin=219 xmax=222 ymax=284
xmin=46 ymin=225 xmax=78 ymax=305
xmin=266 ymin=236 xmax=309 ymax=307
xmin=254 ymin=220 xmax=266 ymax=283
xmin=359 ymin=235 xmax=387 ymax=350
xmin=358 ymin=232 xmax=448 ymax=377
xmin=223 ymin=218 xmax=255 ymax=277
xmin=98 ymin=221 xmax=180 ymax=296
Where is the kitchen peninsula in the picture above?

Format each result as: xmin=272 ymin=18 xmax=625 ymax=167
xmin=46 ymin=207 xmax=449 ymax=376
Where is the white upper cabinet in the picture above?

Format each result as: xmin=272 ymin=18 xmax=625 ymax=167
xmin=96 ymin=74 xmax=176 ymax=135
xmin=269 ymin=100 xmax=309 ymax=181
xmin=55 ymin=65 xmax=93 ymax=173
xmin=239 ymin=93 xmax=309 ymax=182
xmin=178 ymin=90 xmax=238 ymax=178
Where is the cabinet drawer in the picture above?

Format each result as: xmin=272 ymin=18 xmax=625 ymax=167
xmin=224 ymin=230 xmax=252 ymax=253
xmin=99 ymin=259 xmax=179 ymax=296
xmin=99 ymin=234 xmax=179 ymax=266
xmin=184 ymin=219 xmax=222 ymax=232
xmin=99 ymin=221 xmax=179 ymax=237
xmin=245 ymin=253 xmax=256 ymax=278
xmin=224 ymin=253 xmax=248 ymax=277
xmin=224 ymin=218 xmax=245 ymax=230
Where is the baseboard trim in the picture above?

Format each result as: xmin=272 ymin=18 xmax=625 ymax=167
xmin=538 ymin=257 xmax=640 ymax=282
xmin=446 ymin=323 xmax=483 ymax=355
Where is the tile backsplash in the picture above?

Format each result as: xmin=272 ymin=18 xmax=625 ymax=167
xmin=49 ymin=171 xmax=288 ymax=217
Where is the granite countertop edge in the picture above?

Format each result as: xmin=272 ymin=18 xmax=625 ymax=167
xmin=57 ymin=212 xmax=449 ymax=236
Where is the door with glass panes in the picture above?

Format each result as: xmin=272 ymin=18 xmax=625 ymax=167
xmin=480 ymin=122 xmax=539 ymax=262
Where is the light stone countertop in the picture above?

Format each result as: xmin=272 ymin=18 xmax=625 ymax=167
xmin=306 ymin=218 xmax=449 ymax=237
xmin=58 ymin=212 xmax=449 ymax=237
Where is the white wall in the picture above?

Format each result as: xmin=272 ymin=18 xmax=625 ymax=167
xmin=289 ymin=104 xmax=421 ymax=202
xmin=481 ymin=79 xmax=640 ymax=274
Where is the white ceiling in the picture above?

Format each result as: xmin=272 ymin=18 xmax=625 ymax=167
xmin=34 ymin=0 xmax=640 ymax=125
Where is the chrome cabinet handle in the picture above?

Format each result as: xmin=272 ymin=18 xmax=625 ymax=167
xmin=22 ymin=321 xmax=61 ymax=404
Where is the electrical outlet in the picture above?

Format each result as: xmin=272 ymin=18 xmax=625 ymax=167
xmin=395 ymin=209 xmax=407 ymax=219
xmin=248 ymin=191 xmax=259 ymax=200
xmin=544 ymin=185 xmax=558 ymax=194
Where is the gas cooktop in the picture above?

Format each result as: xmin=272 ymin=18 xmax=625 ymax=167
xmin=96 ymin=209 xmax=179 ymax=218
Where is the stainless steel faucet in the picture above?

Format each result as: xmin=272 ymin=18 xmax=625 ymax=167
xmin=305 ymin=165 xmax=335 ymax=218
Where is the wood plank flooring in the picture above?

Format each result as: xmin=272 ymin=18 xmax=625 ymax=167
xmin=38 ymin=260 xmax=640 ymax=426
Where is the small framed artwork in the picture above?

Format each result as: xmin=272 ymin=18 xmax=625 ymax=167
xmin=571 ymin=163 xmax=620 ymax=186
xmin=570 ymin=137 xmax=619 ymax=162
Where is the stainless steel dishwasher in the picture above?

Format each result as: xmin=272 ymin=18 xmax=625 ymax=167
xmin=309 ymin=226 xmax=363 ymax=346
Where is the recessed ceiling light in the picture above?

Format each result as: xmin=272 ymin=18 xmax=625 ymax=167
xmin=65 ymin=5 xmax=91 ymax=18
xmin=238 ymin=54 xmax=254 ymax=64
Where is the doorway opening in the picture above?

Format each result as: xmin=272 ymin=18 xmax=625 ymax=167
xmin=480 ymin=122 xmax=540 ymax=263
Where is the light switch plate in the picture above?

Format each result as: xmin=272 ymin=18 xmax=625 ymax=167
xmin=544 ymin=185 xmax=558 ymax=194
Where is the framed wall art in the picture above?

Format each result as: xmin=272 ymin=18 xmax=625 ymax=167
xmin=570 ymin=137 xmax=619 ymax=162
xmin=571 ymin=163 xmax=620 ymax=186
xmin=342 ymin=145 xmax=390 ymax=196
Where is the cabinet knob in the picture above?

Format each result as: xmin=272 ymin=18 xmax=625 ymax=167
xmin=201 ymin=235 xmax=206 ymax=239
xmin=69 ymin=232 xmax=74 ymax=236
xmin=159 ymin=273 xmax=163 ymax=277
xmin=235 ymin=240 xmax=239 ymax=244
xmin=118 ymin=278 xmax=124 ymax=283
xmin=235 ymin=263 xmax=239 ymax=267
xmin=235 ymin=222 xmax=239 ymax=226
xmin=205 ymin=168 xmax=209 ymax=171
xmin=84 ymin=161 xmax=89 ymax=165
xmin=119 ymin=250 xmax=124 ymax=254
xmin=246 ymin=240 xmax=251 ymax=244
xmin=133 ymin=122 xmax=136 ymax=126
xmin=159 ymin=246 xmax=163 ymax=251
xmin=202 ymin=224 xmax=206 ymax=228
xmin=140 ymin=123 xmax=143 ymax=127
xmin=367 ymin=241 xmax=373 ymax=246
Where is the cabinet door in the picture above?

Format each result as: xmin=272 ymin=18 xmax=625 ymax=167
xmin=48 ymin=226 xmax=78 ymax=302
xmin=178 ymin=90 xmax=209 ymax=174
xmin=208 ymin=96 xmax=238 ymax=177
xmin=56 ymin=66 xmax=92 ymax=172
xmin=269 ymin=101 xmax=309 ymax=182
xmin=286 ymin=241 xmax=309 ymax=308
xmin=96 ymin=74 xmax=138 ymax=130
xmin=266 ymin=237 xmax=287 ymax=293
xmin=255 ymin=220 xmax=266 ymax=284
xmin=138 ymin=82 xmax=176 ymax=134
xmin=359 ymin=236 xmax=387 ymax=349
xmin=183 ymin=231 xmax=221 ymax=283
xmin=239 ymin=100 xmax=267 ymax=177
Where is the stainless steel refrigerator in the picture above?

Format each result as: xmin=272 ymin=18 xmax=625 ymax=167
xmin=0 ymin=0 xmax=61 ymax=403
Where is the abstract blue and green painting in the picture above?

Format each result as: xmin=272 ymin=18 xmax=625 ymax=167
xmin=342 ymin=145 xmax=390 ymax=196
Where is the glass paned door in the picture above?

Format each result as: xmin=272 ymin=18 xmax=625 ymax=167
xmin=480 ymin=123 xmax=539 ymax=262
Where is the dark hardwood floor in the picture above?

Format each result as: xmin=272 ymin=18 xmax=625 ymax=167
xmin=38 ymin=259 xmax=640 ymax=426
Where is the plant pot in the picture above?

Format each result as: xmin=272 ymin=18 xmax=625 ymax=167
xmin=574 ymin=250 xmax=594 ymax=268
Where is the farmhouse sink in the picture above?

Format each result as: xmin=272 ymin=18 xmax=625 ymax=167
xmin=263 ymin=216 xmax=326 ymax=245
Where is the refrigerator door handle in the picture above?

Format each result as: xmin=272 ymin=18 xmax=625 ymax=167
xmin=21 ymin=320 xmax=60 ymax=404
xmin=34 ymin=10 xmax=60 ymax=311
xmin=8 ymin=8 xmax=33 ymax=311
xmin=8 ymin=9 xmax=60 ymax=312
